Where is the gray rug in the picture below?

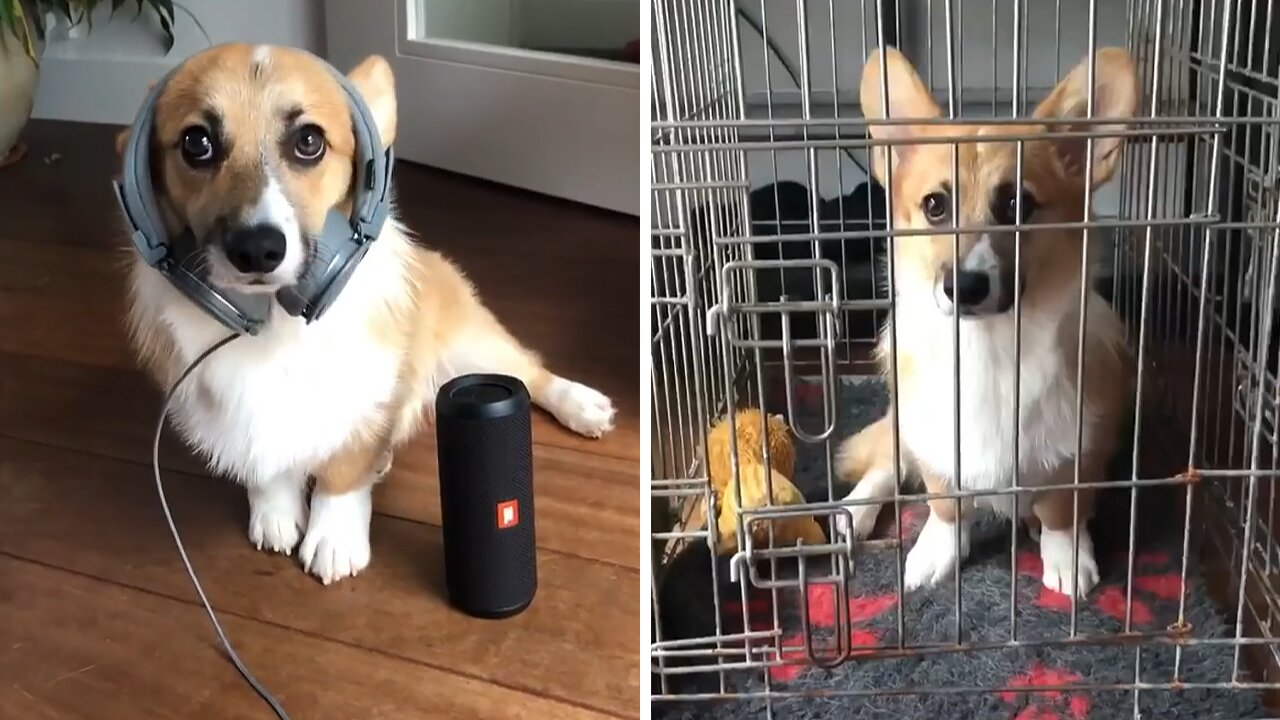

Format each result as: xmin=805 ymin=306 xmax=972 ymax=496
xmin=653 ymin=377 xmax=1269 ymax=719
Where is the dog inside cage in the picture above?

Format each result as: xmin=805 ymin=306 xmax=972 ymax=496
xmin=650 ymin=0 xmax=1280 ymax=718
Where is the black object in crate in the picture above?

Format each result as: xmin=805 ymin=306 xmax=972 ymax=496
xmin=689 ymin=180 xmax=890 ymax=344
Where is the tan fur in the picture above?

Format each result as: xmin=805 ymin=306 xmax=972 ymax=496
xmin=920 ymin=467 xmax=970 ymax=525
xmin=835 ymin=415 xmax=902 ymax=487
xmin=323 ymin=244 xmax=561 ymax=489
xmin=859 ymin=47 xmax=1139 ymax=333
xmin=842 ymin=46 xmax=1138 ymax=541
xmin=117 ymin=45 xmax=369 ymax=241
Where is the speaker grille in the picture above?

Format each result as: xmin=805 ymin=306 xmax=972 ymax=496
xmin=436 ymin=403 xmax=537 ymax=617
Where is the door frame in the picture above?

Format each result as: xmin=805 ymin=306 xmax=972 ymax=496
xmin=323 ymin=0 xmax=640 ymax=216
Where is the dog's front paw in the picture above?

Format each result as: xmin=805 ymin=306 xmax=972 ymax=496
xmin=832 ymin=468 xmax=895 ymax=543
xmin=1039 ymin=527 xmax=1100 ymax=598
xmin=903 ymin=512 xmax=968 ymax=591
xmin=548 ymin=378 xmax=616 ymax=438
xmin=247 ymin=476 xmax=307 ymax=554
xmin=833 ymin=499 xmax=880 ymax=541
xmin=298 ymin=487 xmax=373 ymax=585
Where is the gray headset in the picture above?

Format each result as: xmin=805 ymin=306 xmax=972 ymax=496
xmin=112 ymin=54 xmax=395 ymax=336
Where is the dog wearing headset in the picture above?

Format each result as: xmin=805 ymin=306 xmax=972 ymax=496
xmin=114 ymin=44 xmax=616 ymax=585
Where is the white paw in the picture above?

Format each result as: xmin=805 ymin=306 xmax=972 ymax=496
xmin=298 ymin=487 xmax=373 ymax=585
xmin=833 ymin=468 xmax=894 ymax=541
xmin=1039 ymin=526 xmax=1100 ymax=598
xmin=833 ymin=502 xmax=880 ymax=541
xmin=903 ymin=512 xmax=969 ymax=591
xmin=246 ymin=475 xmax=307 ymax=554
xmin=547 ymin=377 xmax=615 ymax=438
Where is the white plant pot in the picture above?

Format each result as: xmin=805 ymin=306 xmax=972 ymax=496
xmin=0 ymin=22 xmax=39 ymax=166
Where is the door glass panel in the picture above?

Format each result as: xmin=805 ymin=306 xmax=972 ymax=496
xmin=410 ymin=0 xmax=640 ymax=64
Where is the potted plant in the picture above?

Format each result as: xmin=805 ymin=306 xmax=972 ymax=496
xmin=0 ymin=0 xmax=176 ymax=168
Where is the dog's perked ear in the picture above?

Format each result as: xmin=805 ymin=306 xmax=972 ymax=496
xmin=858 ymin=46 xmax=941 ymax=188
xmin=1033 ymin=47 xmax=1138 ymax=189
xmin=346 ymin=55 xmax=397 ymax=149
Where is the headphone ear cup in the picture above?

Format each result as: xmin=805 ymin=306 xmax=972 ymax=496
xmin=276 ymin=209 xmax=367 ymax=321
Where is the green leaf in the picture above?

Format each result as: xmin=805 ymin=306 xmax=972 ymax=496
xmin=0 ymin=1 xmax=40 ymax=64
xmin=26 ymin=0 xmax=48 ymax=42
xmin=9 ymin=0 xmax=177 ymax=54
xmin=157 ymin=6 xmax=172 ymax=54
xmin=52 ymin=0 xmax=74 ymax=26
xmin=0 ymin=3 xmax=14 ymax=47
xmin=0 ymin=4 xmax=17 ymax=59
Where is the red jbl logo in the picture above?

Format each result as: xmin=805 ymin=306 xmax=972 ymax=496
xmin=496 ymin=499 xmax=520 ymax=530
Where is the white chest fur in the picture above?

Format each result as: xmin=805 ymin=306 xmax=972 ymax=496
xmin=893 ymin=295 xmax=1096 ymax=516
xmin=128 ymin=230 xmax=412 ymax=486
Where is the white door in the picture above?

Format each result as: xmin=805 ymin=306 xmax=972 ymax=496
xmin=323 ymin=0 xmax=640 ymax=216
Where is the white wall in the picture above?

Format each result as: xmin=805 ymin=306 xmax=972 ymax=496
xmin=733 ymin=0 xmax=1144 ymax=214
xmin=736 ymin=0 xmax=1136 ymax=106
xmin=31 ymin=0 xmax=325 ymax=125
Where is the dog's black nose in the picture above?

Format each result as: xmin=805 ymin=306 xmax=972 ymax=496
xmin=942 ymin=269 xmax=990 ymax=308
xmin=222 ymin=224 xmax=286 ymax=274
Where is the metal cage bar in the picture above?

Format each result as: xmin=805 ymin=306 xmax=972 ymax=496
xmin=649 ymin=0 xmax=1280 ymax=717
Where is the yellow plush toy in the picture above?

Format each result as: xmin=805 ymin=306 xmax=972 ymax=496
xmin=703 ymin=408 xmax=826 ymax=554
xmin=706 ymin=408 xmax=795 ymax=497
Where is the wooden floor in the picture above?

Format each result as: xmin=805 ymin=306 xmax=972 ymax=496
xmin=0 ymin=121 xmax=640 ymax=719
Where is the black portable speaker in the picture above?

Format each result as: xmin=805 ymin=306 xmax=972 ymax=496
xmin=435 ymin=373 xmax=537 ymax=618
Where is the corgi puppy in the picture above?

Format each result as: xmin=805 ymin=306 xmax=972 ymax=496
xmin=834 ymin=47 xmax=1137 ymax=598
xmin=117 ymin=44 xmax=616 ymax=585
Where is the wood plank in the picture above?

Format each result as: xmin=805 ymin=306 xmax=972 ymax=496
xmin=0 ymin=239 xmax=134 ymax=370
xmin=0 ymin=556 xmax=619 ymax=720
xmin=378 ymin=441 xmax=640 ymax=570
xmin=0 ymin=123 xmax=127 ymax=254
xmin=0 ymin=436 xmax=640 ymax=718
xmin=0 ymin=350 xmax=638 ymax=569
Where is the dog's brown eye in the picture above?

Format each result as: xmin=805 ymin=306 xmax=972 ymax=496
xmin=179 ymin=126 xmax=218 ymax=167
xmin=993 ymin=184 xmax=1039 ymax=225
xmin=292 ymin=125 xmax=326 ymax=163
xmin=921 ymin=192 xmax=950 ymax=224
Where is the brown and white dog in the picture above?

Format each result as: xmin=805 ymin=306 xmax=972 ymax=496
xmin=834 ymin=47 xmax=1137 ymax=598
xmin=117 ymin=44 xmax=616 ymax=584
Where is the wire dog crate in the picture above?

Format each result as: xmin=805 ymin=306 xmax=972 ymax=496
xmin=650 ymin=0 xmax=1280 ymax=717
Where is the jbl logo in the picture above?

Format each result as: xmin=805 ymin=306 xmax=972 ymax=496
xmin=496 ymin=499 xmax=520 ymax=530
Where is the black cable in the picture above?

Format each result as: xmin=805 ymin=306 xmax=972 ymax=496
xmin=152 ymin=332 xmax=291 ymax=720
